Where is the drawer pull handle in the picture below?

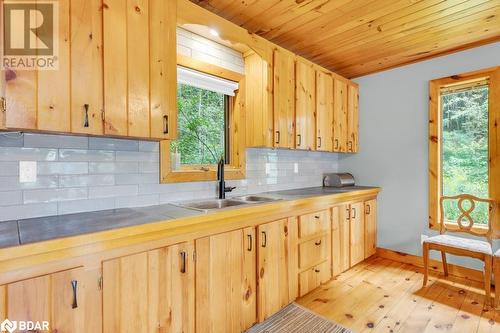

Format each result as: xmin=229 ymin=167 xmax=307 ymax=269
xmin=71 ymin=280 xmax=78 ymax=309
xmin=180 ymin=251 xmax=187 ymax=273
xmin=247 ymin=234 xmax=253 ymax=252
xmin=314 ymin=269 xmax=320 ymax=273
xmin=314 ymin=215 xmax=320 ymax=219
xmin=315 ymin=240 xmax=322 ymax=246
xmin=261 ymin=231 xmax=267 ymax=248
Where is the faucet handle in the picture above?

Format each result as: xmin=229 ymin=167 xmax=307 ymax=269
xmin=225 ymin=186 xmax=236 ymax=193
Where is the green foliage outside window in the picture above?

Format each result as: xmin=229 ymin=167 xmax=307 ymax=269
xmin=441 ymin=86 xmax=489 ymax=224
xmin=171 ymin=83 xmax=226 ymax=165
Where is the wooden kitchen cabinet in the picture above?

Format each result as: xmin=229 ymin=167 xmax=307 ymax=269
xmin=332 ymin=205 xmax=350 ymax=276
xmin=103 ymin=0 xmax=177 ymax=139
xmin=196 ymin=227 xmax=257 ymax=333
xmin=315 ymin=70 xmax=334 ymax=151
xmin=295 ymin=58 xmax=316 ymax=150
xmin=333 ymin=79 xmax=348 ymax=152
xmin=103 ymin=241 xmax=195 ymax=333
xmin=273 ymin=48 xmax=296 ymax=149
xmin=257 ymin=218 xmax=298 ymax=321
xmin=364 ymin=199 xmax=378 ymax=258
xmin=0 ymin=267 xmax=102 ymax=333
xmin=349 ymin=201 xmax=365 ymax=266
xmin=347 ymin=83 xmax=359 ymax=153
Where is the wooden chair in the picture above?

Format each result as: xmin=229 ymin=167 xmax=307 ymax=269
xmin=422 ymin=194 xmax=496 ymax=305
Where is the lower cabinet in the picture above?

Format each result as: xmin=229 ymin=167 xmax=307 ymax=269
xmin=195 ymin=227 xmax=257 ymax=333
xmin=103 ymin=241 xmax=195 ymax=333
xmin=0 ymin=267 xmax=101 ymax=333
xmin=257 ymin=218 xmax=298 ymax=321
xmin=349 ymin=201 xmax=365 ymax=266
xmin=364 ymin=199 xmax=378 ymax=258
xmin=332 ymin=205 xmax=350 ymax=275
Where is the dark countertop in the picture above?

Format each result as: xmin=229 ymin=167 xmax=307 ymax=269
xmin=0 ymin=186 xmax=378 ymax=249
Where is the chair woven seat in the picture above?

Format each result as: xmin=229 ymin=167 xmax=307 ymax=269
xmin=424 ymin=234 xmax=492 ymax=255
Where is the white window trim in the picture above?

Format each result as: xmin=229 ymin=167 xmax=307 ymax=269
xmin=177 ymin=66 xmax=239 ymax=96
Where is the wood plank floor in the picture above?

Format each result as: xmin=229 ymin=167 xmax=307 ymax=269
xmin=297 ymin=256 xmax=500 ymax=333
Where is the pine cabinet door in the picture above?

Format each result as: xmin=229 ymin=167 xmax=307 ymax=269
xmin=332 ymin=205 xmax=351 ymax=275
xmin=315 ymin=71 xmax=334 ymax=151
xmin=273 ymin=48 xmax=295 ymax=149
xmin=333 ymin=79 xmax=348 ymax=152
xmin=103 ymin=242 xmax=195 ymax=333
xmin=196 ymin=228 xmax=257 ymax=333
xmin=257 ymin=218 xmax=298 ymax=321
xmin=295 ymin=59 xmax=315 ymax=150
xmin=350 ymin=202 xmax=365 ymax=266
xmin=2 ymin=267 xmax=101 ymax=333
xmin=347 ymin=83 xmax=359 ymax=153
xmin=364 ymin=199 xmax=378 ymax=258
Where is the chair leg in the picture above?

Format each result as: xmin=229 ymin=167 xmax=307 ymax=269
xmin=484 ymin=255 xmax=492 ymax=306
xmin=441 ymin=251 xmax=448 ymax=277
xmin=495 ymin=257 xmax=500 ymax=309
xmin=423 ymin=243 xmax=429 ymax=287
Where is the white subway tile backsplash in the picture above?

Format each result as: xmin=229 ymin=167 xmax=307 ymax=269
xmin=89 ymin=137 xmax=139 ymax=151
xmin=24 ymin=188 xmax=88 ymax=204
xmin=0 ymin=191 xmax=23 ymax=206
xmin=0 ymin=203 xmax=57 ymax=221
xmin=139 ymin=162 xmax=159 ymax=174
xmin=0 ymin=148 xmax=58 ymax=161
xmin=115 ymin=151 xmax=159 ymax=162
xmin=138 ymin=141 xmax=159 ymax=152
xmin=115 ymin=194 xmax=159 ymax=209
xmin=37 ymin=162 xmax=88 ymax=175
xmin=89 ymin=185 xmax=138 ymax=198
xmin=0 ymin=162 xmax=19 ymax=176
xmin=0 ymin=133 xmax=24 ymax=147
xmin=57 ymin=198 xmax=115 ymax=215
xmin=89 ymin=162 xmax=139 ymax=174
xmin=59 ymin=149 xmax=115 ymax=162
xmin=0 ymin=175 xmax=59 ymax=191
xmin=59 ymin=175 xmax=114 ymax=188
xmin=24 ymin=134 xmax=88 ymax=149
xmin=115 ymin=173 xmax=158 ymax=185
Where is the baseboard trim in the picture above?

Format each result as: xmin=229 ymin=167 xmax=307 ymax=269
xmin=376 ymin=247 xmax=484 ymax=283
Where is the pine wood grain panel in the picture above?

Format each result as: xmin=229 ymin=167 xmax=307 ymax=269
xmin=298 ymin=210 xmax=330 ymax=238
xmin=364 ymin=199 xmax=377 ymax=259
xmin=37 ymin=0 xmax=71 ymax=132
xmin=244 ymin=52 xmax=274 ymax=147
xmin=315 ymin=70 xmax=334 ymax=151
xmin=334 ymin=204 xmax=351 ymax=274
xmin=103 ymin=0 xmax=128 ymax=136
xmin=150 ymin=0 xmax=177 ymax=139
xmin=127 ymin=0 xmax=150 ymax=138
xmin=333 ymin=78 xmax=348 ymax=152
xmin=298 ymin=235 xmax=328 ymax=270
xmin=5 ymin=70 xmax=37 ymax=129
xmin=7 ymin=275 xmax=50 ymax=326
xmin=295 ymin=58 xmax=316 ymax=150
xmin=298 ymin=260 xmax=330 ymax=297
xmin=70 ymin=0 xmax=104 ymax=135
xmin=350 ymin=202 xmax=365 ymax=267
xmin=347 ymin=83 xmax=359 ymax=153
xmin=196 ymin=229 xmax=256 ymax=333
xmin=192 ymin=0 xmax=500 ymax=78
xmin=272 ymin=47 xmax=295 ymax=149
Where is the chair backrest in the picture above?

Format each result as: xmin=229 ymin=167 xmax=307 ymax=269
xmin=439 ymin=194 xmax=496 ymax=243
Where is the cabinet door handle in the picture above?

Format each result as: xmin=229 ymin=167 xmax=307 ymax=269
xmin=315 ymin=240 xmax=322 ymax=246
xmin=314 ymin=215 xmax=320 ymax=219
xmin=163 ymin=115 xmax=169 ymax=134
xmin=247 ymin=234 xmax=253 ymax=252
xmin=275 ymin=131 xmax=280 ymax=144
xmin=83 ymin=104 xmax=89 ymax=128
xmin=348 ymin=140 xmax=353 ymax=152
xmin=317 ymin=136 xmax=322 ymax=148
xmin=314 ymin=269 xmax=320 ymax=273
xmin=297 ymin=134 xmax=302 ymax=147
xmin=180 ymin=251 xmax=187 ymax=273
xmin=71 ymin=280 xmax=78 ymax=309
xmin=346 ymin=208 xmax=351 ymax=219
xmin=352 ymin=207 xmax=356 ymax=219
xmin=261 ymin=231 xmax=267 ymax=248
xmin=334 ymin=139 xmax=339 ymax=150
xmin=366 ymin=204 xmax=371 ymax=215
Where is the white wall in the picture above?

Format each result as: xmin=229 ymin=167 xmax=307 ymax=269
xmin=338 ymin=42 xmax=500 ymax=269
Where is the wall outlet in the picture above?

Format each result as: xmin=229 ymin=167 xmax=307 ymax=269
xmin=19 ymin=161 xmax=37 ymax=183
xmin=420 ymin=234 xmax=429 ymax=245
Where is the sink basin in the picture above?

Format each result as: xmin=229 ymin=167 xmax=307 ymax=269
xmin=232 ymin=195 xmax=280 ymax=203
xmin=177 ymin=199 xmax=248 ymax=211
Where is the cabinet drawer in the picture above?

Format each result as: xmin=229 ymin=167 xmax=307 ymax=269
xmin=299 ymin=261 xmax=330 ymax=296
xmin=298 ymin=210 xmax=330 ymax=238
xmin=299 ymin=235 xmax=327 ymax=269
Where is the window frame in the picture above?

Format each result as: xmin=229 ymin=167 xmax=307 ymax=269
xmin=429 ymin=66 xmax=500 ymax=235
xmin=160 ymin=54 xmax=246 ymax=183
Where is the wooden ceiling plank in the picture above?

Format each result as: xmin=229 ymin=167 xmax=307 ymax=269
xmin=337 ymin=15 xmax=500 ymax=76
xmin=277 ymin=0 xmax=428 ymax=54
xmin=314 ymin=1 xmax=500 ymax=67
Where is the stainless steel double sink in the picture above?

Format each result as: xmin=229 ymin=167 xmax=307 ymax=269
xmin=176 ymin=195 xmax=280 ymax=212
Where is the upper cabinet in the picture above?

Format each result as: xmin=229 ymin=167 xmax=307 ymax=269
xmin=295 ymin=58 xmax=315 ymax=151
xmin=315 ymin=70 xmax=334 ymax=152
xmin=272 ymin=48 xmax=296 ymax=149
xmin=2 ymin=0 xmax=177 ymax=140
xmin=333 ymin=78 xmax=348 ymax=153
xmin=347 ymin=82 xmax=359 ymax=153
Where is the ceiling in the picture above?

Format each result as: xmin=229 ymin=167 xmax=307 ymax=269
xmin=190 ymin=0 xmax=500 ymax=78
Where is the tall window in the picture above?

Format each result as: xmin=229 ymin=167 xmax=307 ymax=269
xmin=429 ymin=67 xmax=500 ymax=231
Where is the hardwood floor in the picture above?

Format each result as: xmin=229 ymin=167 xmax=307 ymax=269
xmin=297 ymin=256 xmax=500 ymax=333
